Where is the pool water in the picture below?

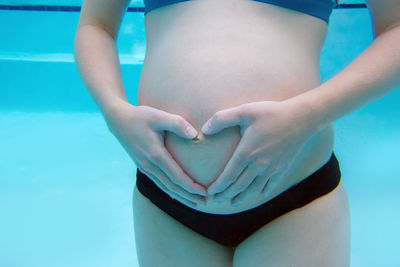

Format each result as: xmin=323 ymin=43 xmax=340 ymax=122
xmin=1 ymin=2 xmax=399 ymax=266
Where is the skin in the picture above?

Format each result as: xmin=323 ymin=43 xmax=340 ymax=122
xmin=74 ymin=0 xmax=400 ymax=266
xmin=136 ymin=0 xmax=335 ymax=214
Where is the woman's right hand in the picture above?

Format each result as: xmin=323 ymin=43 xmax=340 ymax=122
xmin=103 ymin=99 xmax=207 ymax=207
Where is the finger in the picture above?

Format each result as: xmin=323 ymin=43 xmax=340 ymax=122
xmin=207 ymin=143 xmax=251 ymax=194
xmin=231 ymin=175 xmax=265 ymax=206
xmin=141 ymin=169 xmax=199 ymax=208
xmin=149 ymin=146 xmax=208 ymax=196
xmin=229 ymin=161 xmax=273 ymax=206
xmin=141 ymin=165 xmax=205 ymax=206
xmin=138 ymin=160 xmax=203 ymax=204
xmin=208 ymin=158 xmax=249 ymax=195
xmin=152 ymin=112 xmax=198 ymax=139
xmin=201 ymin=105 xmax=246 ymax=135
xmin=262 ymin=169 xmax=285 ymax=197
xmin=231 ymin=166 xmax=272 ymax=205
xmin=151 ymin=166 xmax=206 ymax=204
xmin=214 ymin=160 xmax=261 ymax=200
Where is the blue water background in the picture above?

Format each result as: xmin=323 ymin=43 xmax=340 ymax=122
xmin=0 ymin=2 xmax=399 ymax=266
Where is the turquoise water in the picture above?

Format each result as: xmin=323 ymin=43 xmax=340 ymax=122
xmin=1 ymin=3 xmax=400 ymax=267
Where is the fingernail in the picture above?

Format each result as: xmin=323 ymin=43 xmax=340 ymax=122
xmin=186 ymin=126 xmax=197 ymax=138
xmin=202 ymin=123 xmax=211 ymax=134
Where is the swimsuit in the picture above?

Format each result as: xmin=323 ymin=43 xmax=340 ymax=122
xmin=136 ymin=152 xmax=341 ymax=247
xmin=143 ymin=0 xmax=337 ymax=23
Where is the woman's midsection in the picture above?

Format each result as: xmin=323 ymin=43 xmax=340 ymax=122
xmin=136 ymin=0 xmax=335 ymax=214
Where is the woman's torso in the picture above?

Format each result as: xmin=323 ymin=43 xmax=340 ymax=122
xmin=137 ymin=0 xmax=335 ymax=214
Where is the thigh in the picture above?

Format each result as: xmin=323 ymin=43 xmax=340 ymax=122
xmin=233 ymin=179 xmax=351 ymax=267
xmin=132 ymin=186 xmax=234 ymax=267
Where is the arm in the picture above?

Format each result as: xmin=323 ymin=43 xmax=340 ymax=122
xmin=288 ymin=0 xmax=400 ymax=133
xmin=204 ymin=14 xmax=400 ymax=199
xmin=73 ymin=0 xmax=208 ymax=200
xmin=73 ymin=0 xmax=131 ymax=116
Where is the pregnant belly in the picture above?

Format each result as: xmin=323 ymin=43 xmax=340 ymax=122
xmin=136 ymin=43 xmax=335 ymax=214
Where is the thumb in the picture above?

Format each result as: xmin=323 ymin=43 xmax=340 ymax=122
xmin=201 ymin=105 xmax=245 ymax=135
xmin=152 ymin=113 xmax=198 ymax=139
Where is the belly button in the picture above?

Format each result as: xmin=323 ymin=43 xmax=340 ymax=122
xmin=192 ymin=132 xmax=204 ymax=143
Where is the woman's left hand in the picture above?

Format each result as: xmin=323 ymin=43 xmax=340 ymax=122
xmin=201 ymin=99 xmax=320 ymax=206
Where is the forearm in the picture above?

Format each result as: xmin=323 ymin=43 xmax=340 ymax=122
xmin=290 ymin=25 xmax=400 ymax=133
xmin=73 ymin=24 xmax=129 ymax=115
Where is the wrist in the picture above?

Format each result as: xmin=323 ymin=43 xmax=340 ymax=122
xmin=101 ymin=96 xmax=132 ymax=118
xmin=282 ymin=94 xmax=325 ymax=136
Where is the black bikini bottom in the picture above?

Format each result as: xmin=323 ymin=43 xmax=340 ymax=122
xmin=135 ymin=151 xmax=341 ymax=247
